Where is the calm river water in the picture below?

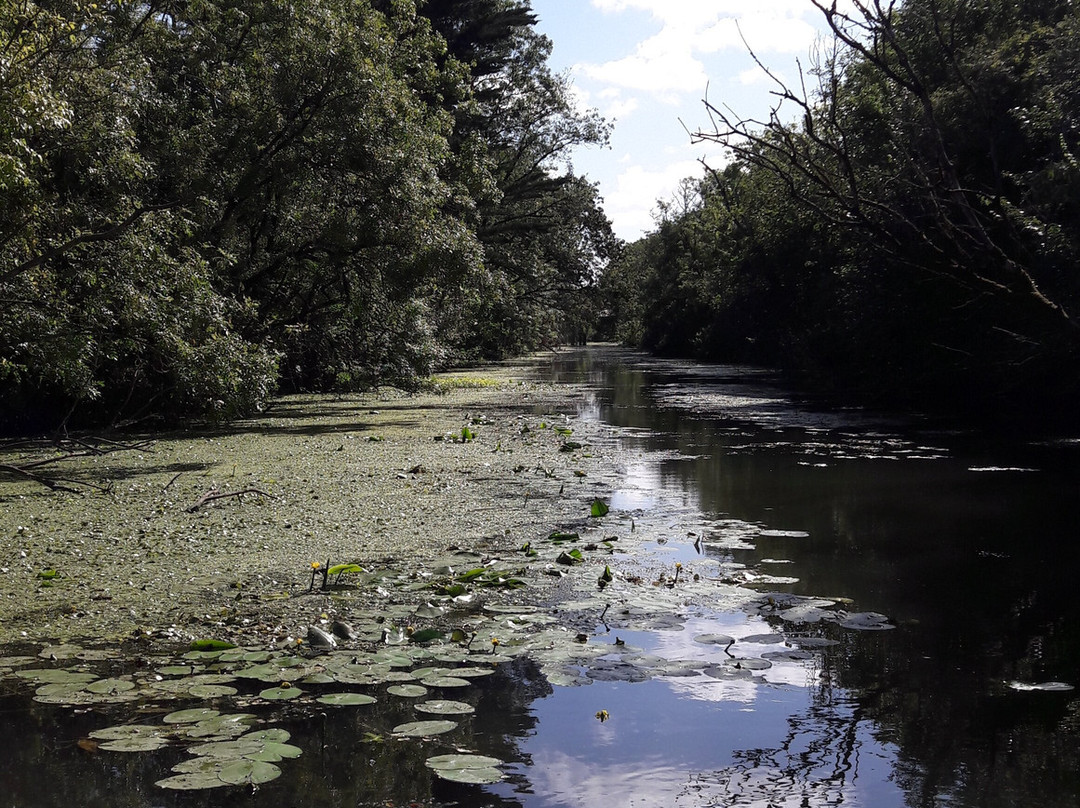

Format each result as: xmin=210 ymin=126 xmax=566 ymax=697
xmin=2 ymin=345 xmax=1078 ymax=808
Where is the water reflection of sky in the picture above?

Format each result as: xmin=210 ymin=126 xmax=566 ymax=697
xmin=496 ymin=673 xmax=907 ymax=808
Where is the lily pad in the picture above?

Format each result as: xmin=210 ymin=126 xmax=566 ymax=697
xmin=779 ymin=605 xmax=836 ymax=624
xmin=38 ymin=644 xmax=83 ymax=660
xmin=761 ymin=649 xmax=815 ymax=661
xmin=693 ymin=633 xmax=735 ymax=647
xmin=316 ymin=692 xmax=377 ymax=707
xmin=85 ymin=678 xmax=136 ymax=694
xmin=188 ymin=684 xmax=239 ymax=698
xmin=74 ymin=649 xmax=118 ymax=662
xmin=35 ymin=681 xmax=91 ymax=699
xmin=419 ymin=675 xmax=471 ymax=688
xmin=392 ymin=720 xmax=458 ymax=737
xmin=164 ymin=708 xmax=221 ymax=724
xmin=155 ymin=772 xmax=230 ymax=791
xmin=157 ymin=758 xmax=282 ymax=790
xmin=218 ymin=759 xmax=283 ymax=785
xmin=722 ymin=657 xmax=772 ymax=671
xmin=98 ymin=736 xmax=170 ymax=753
xmin=387 ymin=684 xmax=428 ymax=698
xmin=415 ymin=699 xmax=475 ymax=715
xmin=425 ymin=754 xmax=505 ymax=784
xmin=300 ymin=672 xmax=337 ymax=685
xmin=240 ymin=729 xmax=292 ymax=744
xmin=259 ymin=686 xmax=303 ymax=700
xmin=158 ymin=665 xmax=197 ymax=676
xmin=244 ymin=742 xmax=303 ymax=763
xmin=741 ymin=633 xmax=785 ymax=644
xmin=442 ymin=666 xmax=495 ymax=679
xmin=16 ymin=669 xmax=97 ymax=685
xmin=187 ymin=738 xmax=266 ymax=759
xmin=840 ymin=612 xmax=895 ymax=631
xmin=0 ymin=655 xmax=37 ymax=668
xmin=585 ymin=661 xmax=651 ymax=683
xmin=89 ymin=724 xmax=166 ymax=742
xmin=189 ymin=639 xmax=238 ymax=652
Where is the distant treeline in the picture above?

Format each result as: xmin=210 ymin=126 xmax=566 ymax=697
xmin=1 ymin=0 xmax=614 ymax=430
xmin=601 ymin=0 xmax=1080 ymax=424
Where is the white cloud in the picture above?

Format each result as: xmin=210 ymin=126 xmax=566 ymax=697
xmin=527 ymin=749 xmax=690 ymax=808
xmin=605 ymin=159 xmax=705 ymax=238
xmin=579 ymin=1 xmax=823 ymax=102
xmin=604 ymin=95 xmax=641 ymax=121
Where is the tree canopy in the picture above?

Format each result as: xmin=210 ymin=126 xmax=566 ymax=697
xmin=0 ymin=0 xmax=613 ymax=431
xmin=602 ymin=0 xmax=1080 ymax=423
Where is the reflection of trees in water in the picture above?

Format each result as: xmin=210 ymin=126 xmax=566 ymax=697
xmin=0 ymin=657 xmax=554 ymax=808
xmin=682 ymin=686 xmax=869 ymax=807
xmin=546 ymin=349 xmax=1080 ymax=807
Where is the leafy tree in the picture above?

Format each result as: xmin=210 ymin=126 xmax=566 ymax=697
xmin=617 ymin=0 xmax=1080 ymax=418
xmin=422 ymin=0 xmax=615 ymax=358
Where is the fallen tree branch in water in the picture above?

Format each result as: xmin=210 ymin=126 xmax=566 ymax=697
xmin=185 ymin=487 xmax=275 ymax=512
xmin=0 ymin=436 xmax=152 ymax=493
xmin=0 ymin=463 xmax=83 ymax=494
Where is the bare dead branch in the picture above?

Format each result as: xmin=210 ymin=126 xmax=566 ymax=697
xmin=185 ymin=488 xmax=276 ymax=512
xmin=690 ymin=0 xmax=1076 ymax=333
xmin=0 ymin=464 xmax=83 ymax=494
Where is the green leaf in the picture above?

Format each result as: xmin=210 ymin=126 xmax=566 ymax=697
xmin=189 ymin=639 xmax=237 ymax=652
xmin=392 ymin=720 xmax=458 ymax=737
xmin=456 ymin=567 xmax=488 ymax=582
xmin=426 ymin=754 xmax=505 ymax=784
xmin=590 ymin=499 xmax=609 ymax=518
xmin=259 ymin=686 xmax=303 ymax=700
xmin=316 ymin=692 xmax=378 ymax=707
xmin=409 ymin=628 xmax=445 ymax=643
xmin=327 ymin=563 xmax=364 ymax=575
xmin=548 ymin=531 xmax=580 ymax=543
xmin=557 ymin=549 xmax=584 ymax=565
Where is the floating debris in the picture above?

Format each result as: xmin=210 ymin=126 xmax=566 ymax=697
xmin=1008 ymin=681 xmax=1074 ymax=692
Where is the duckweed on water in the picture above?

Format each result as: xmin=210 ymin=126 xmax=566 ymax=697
xmin=0 ymin=377 xmax=923 ymax=795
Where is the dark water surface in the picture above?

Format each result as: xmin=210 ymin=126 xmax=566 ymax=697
xmin=2 ymin=346 xmax=1078 ymax=807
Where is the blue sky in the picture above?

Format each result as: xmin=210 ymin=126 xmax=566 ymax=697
xmin=529 ymin=0 xmax=837 ymax=241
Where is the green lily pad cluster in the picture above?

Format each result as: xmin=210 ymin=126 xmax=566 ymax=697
xmin=426 ymin=753 xmax=505 ymax=784
xmin=0 ymin=636 xmax=518 ymax=793
xmin=156 ymin=727 xmax=301 ymax=790
xmin=748 ymin=592 xmax=896 ymax=631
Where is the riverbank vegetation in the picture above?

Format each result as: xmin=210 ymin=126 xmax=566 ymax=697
xmin=602 ymin=0 xmax=1080 ymax=424
xmin=6 ymin=0 xmax=1078 ymax=433
xmin=0 ymin=0 xmax=614 ymax=431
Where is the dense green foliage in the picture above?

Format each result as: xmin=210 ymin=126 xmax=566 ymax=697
xmin=0 ymin=0 xmax=611 ymax=430
xmin=603 ymin=0 xmax=1080 ymax=421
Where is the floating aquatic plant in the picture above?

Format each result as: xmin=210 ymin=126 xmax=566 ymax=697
xmin=393 ymin=719 xmax=458 ymax=737
xmin=316 ymin=692 xmax=378 ymax=706
xmin=415 ymin=699 xmax=475 ymax=715
xmin=425 ymin=754 xmax=505 ymax=784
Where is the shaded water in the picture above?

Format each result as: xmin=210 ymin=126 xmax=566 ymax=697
xmin=2 ymin=346 xmax=1078 ymax=807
